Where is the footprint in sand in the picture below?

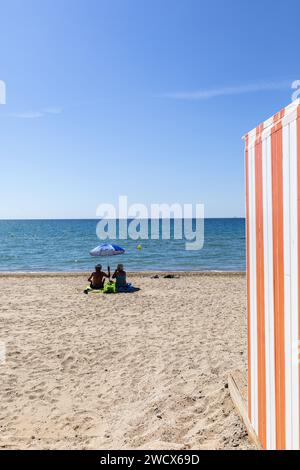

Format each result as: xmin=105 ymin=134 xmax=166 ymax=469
xmin=61 ymin=355 xmax=76 ymax=371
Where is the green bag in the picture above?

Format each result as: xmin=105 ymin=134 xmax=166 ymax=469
xmin=103 ymin=282 xmax=116 ymax=294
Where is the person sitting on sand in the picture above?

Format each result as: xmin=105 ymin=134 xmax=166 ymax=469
xmin=88 ymin=264 xmax=109 ymax=290
xmin=112 ymin=264 xmax=128 ymax=290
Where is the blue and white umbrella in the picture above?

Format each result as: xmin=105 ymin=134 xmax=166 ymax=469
xmin=90 ymin=243 xmax=125 ymax=257
xmin=89 ymin=243 xmax=125 ymax=278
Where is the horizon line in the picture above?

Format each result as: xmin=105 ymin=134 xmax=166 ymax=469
xmin=0 ymin=216 xmax=245 ymax=221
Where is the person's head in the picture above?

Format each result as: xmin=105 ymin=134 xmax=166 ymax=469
xmin=117 ymin=263 xmax=124 ymax=271
xmin=95 ymin=264 xmax=102 ymax=272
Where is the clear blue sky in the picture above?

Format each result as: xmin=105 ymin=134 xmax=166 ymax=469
xmin=0 ymin=0 xmax=299 ymax=219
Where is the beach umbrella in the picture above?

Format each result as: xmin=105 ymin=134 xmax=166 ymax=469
xmin=90 ymin=243 xmax=125 ymax=257
xmin=89 ymin=243 xmax=125 ymax=277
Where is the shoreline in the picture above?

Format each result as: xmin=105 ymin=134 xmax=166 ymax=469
xmin=0 ymin=271 xmax=246 ymax=277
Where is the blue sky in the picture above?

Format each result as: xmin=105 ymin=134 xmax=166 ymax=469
xmin=0 ymin=0 xmax=299 ymax=219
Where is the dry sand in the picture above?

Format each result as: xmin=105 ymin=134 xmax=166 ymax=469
xmin=0 ymin=273 xmax=254 ymax=450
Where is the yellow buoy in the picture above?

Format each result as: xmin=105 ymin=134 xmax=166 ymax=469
xmin=137 ymin=244 xmax=142 ymax=251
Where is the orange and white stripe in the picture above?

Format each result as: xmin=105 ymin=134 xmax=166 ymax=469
xmin=244 ymin=99 xmax=300 ymax=450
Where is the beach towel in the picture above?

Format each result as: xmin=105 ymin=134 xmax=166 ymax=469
xmin=116 ymin=283 xmax=139 ymax=293
xmin=84 ymin=282 xmax=138 ymax=294
xmin=84 ymin=285 xmax=104 ymax=294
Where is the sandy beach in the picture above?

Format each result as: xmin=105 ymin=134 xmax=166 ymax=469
xmin=0 ymin=272 xmax=253 ymax=450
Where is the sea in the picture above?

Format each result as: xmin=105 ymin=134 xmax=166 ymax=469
xmin=0 ymin=219 xmax=245 ymax=272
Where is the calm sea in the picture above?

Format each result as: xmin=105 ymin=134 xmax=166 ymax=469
xmin=0 ymin=219 xmax=245 ymax=272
